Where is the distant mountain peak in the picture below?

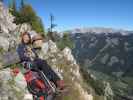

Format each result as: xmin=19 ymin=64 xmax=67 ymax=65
xmin=68 ymin=27 xmax=133 ymax=35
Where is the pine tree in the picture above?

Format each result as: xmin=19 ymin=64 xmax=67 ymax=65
xmin=20 ymin=0 xmax=25 ymax=9
xmin=8 ymin=0 xmax=12 ymax=8
xmin=14 ymin=4 xmax=44 ymax=33
xmin=20 ymin=4 xmax=37 ymax=23
xmin=12 ymin=0 xmax=16 ymax=12
xmin=9 ymin=0 xmax=17 ymax=16
xmin=31 ymin=16 xmax=44 ymax=33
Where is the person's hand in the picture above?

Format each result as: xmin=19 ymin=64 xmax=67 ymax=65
xmin=27 ymin=47 xmax=32 ymax=53
xmin=56 ymin=80 xmax=65 ymax=90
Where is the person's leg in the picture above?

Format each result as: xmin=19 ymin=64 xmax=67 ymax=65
xmin=33 ymin=58 xmax=61 ymax=86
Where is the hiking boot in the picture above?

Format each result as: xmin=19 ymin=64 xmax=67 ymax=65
xmin=56 ymin=80 xmax=65 ymax=90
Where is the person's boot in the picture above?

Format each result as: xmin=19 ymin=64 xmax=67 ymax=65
xmin=56 ymin=80 xmax=69 ymax=96
xmin=56 ymin=80 xmax=65 ymax=90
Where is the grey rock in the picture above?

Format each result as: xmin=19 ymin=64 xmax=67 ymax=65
xmin=108 ymin=56 xmax=119 ymax=66
xmin=0 ymin=2 xmax=17 ymax=34
xmin=101 ymin=54 xmax=109 ymax=64
xmin=103 ymin=82 xmax=114 ymax=100
xmin=0 ymin=36 xmax=9 ymax=51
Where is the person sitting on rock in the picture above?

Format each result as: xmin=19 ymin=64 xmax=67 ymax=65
xmin=31 ymin=34 xmax=65 ymax=90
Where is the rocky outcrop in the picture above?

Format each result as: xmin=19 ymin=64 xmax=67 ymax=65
xmin=19 ymin=23 xmax=32 ymax=34
xmin=108 ymin=56 xmax=119 ymax=66
xmin=0 ymin=68 xmax=32 ymax=100
xmin=100 ymin=54 xmax=109 ymax=64
xmin=103 ymin=82 xmax=114 ymax=100
xmin=0 ymin=2 xmax=18 ymax=51
xmin=0 ymin=2 xmax=17 ymax=34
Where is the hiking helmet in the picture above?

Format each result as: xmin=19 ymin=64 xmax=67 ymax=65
xmin=32 ymin=34 xmax=44 ymax=44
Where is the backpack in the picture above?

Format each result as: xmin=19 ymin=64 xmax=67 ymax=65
xmin=24 ymin=68 xmax=56 ymax=100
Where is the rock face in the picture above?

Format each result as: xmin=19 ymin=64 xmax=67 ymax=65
xmin=108 ymin=56 xmax=119 ymax=66
xmin=19 ymin=23 xmax=32 ymax=34
xmin=103 ymin=82 xmax=114 ymax=100
xmin=100 ymin=54 xmax=109 ymax=64
xmin=0 ymin=68 xmax=32 ymax=100
xmin=71 ymin=29 xmax=133 ymax=100
xmin=0 ymin=2 xmax=17 ymax=34
xmin=0 ymin=2 xmax=33 ymax=52
xmin=0 ymin=2 xmax=32 ymax=100
xmin=0 ymin=2 xmax=18 ymax=51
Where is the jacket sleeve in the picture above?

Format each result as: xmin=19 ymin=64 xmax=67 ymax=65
xmin=17 ymin=44 xmax=31 ymax=62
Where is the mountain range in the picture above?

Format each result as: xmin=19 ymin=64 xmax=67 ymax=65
xmin=69 ymin=27 xmax=133 ymax=100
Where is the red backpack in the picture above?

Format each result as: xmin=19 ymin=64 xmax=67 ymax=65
xmin=24 ymin=69 xmax=56 ymax=100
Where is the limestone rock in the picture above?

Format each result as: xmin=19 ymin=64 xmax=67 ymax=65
xmin=101 ymin=54 xmax=109 ymax=64
xmin=108 ymin=56 xmax=119 ymax=66
xmin=0 ymin=36 xmax=9 ymax=51
xmin=20 ymin=23 xmax=32 ymax=34
xmin=0 ymin=68 xmax=30 ymax=100
xmin=0 ymin=2 xmax=17 ymax=34
xmin=103 ymin=82 xmax=114 ymax=100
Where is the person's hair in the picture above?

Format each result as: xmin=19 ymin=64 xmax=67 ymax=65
xmin=21 ymin=32 xmax=31 ymax=44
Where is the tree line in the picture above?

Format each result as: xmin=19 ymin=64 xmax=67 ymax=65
xmin=8 ymin=0 xmax=44 ymax=34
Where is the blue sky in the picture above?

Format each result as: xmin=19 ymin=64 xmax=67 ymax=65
xmin=4 ymin=0 xmax=133 ymax=31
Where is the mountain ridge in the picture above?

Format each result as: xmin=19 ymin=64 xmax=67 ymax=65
xmin=71 ymin=30 xmax=133 ymax=100
xmin=63 ymin=27 xmax=133 ymax=35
